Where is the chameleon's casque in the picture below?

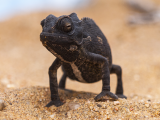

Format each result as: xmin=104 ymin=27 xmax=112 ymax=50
xmin=40 ymin=13 xmax=126 ymax=107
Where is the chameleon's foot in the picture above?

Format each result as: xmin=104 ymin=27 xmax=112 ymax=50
xmin=46 ymin=100 xmax=64 ymax=107
xmin=116 ymin=94 xmax=127 ymax=99
xmin=94 ymin=91 xmax=118 ymax=101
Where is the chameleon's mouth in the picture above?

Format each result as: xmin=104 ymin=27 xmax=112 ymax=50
xmin=40 ymin=32 xmax=83 ymax=46
xmin=40 ymin=32 xmax=70 ymax=44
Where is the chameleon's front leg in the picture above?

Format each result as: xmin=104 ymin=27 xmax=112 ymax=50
xmin=46 ymin=58 xmax=64 ymax=107
xmin=85 ymin=52 xmax=118 ymax=101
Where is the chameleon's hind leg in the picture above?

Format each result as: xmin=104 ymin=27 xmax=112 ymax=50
xmin=110 ymin=64 xmax=127 ymax=99
xmin=59 ymin=72 xmax=67 ymax=89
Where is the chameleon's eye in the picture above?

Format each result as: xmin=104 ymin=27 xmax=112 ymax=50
xmin=59 ymin=18 xmax=73 ymax=32
xmin=63 ymin=23 xmax=72 ymax=32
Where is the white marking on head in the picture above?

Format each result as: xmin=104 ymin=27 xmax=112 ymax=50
xmin=69 ymin=45 xmax=78 ymax=51
xmin=97 ymin=36 xmax=103 ymax=44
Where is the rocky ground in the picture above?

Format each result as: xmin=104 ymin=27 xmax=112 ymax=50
xmin=1 ymin=0 xmax=160 ymax=119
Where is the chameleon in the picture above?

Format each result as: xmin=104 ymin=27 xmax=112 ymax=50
xmin=40 ymin=13 xmax=127 ymax=107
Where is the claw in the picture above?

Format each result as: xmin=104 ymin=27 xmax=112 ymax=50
xmin=46 ymin=100 xmax=64 ymax=107
xmin=116 ymin=94 xmax=127 ymax=99
xmin=94 ymin=91 xmax=118 ymax=101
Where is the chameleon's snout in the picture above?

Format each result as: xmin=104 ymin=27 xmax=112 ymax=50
xmin=40 ymin=33 xmax=45 ymax=42
xmin=40 ymin=32 xmax=57 ymax=42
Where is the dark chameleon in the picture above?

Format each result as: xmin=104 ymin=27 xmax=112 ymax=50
xmin=40 ymin=13 xmax=127 ymax=107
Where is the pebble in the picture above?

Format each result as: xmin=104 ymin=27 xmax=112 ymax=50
xmin=0 ymin=99 xmax=5 ymax=111
xmin=146 ymin=95 xmax=153 ymax=99
xmin=130 ymin=107 xmax=134 ymax=111
xmin=34 ymin=105 xmax=39 ymax=108
xmin=107 ymin=116 xmax=110 ymax=120
xmin=93 ymin=106 xmax=99 ymax=112
xmin=86 ymin=100 xmax=91 ymax=104
xmin=67 ymin=112 xmax=72 ymax=118
xmin=102 ymin=104 xmax=107 ymax=109
xmin=30 ymin=93 xmax=34 ymax=96
xmin=114 ymin=107 xmax=118 ymax=111
xmin=113 ymin=107 xmax=119 ymax=112
xmin=97 ymin=104 xmax=102 ymax=107
xmin=73 ymin=98 xmax=78 ymax=102
xmin=114 ymin=101 xmax=120 ymax=105
xmin=89 ymin=106 xmax=93 ymax=110
xmin=100 ymin=110 xmax=104 ymax=115
xmin=145 ymin=103 xmax=150 ymax=108
xmin=7 ymin=84 xmax=15 ymax=88
xmin=68 ymin=102 xmax=80 ymax=110
xmin=50 ymin=113 xmax=56 ymax=119
xmin=153 ymin=105 xmax=158 ymax=109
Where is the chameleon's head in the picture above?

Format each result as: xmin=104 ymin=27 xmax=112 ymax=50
xmin=40 ymin=13 xmax=83 ymax=62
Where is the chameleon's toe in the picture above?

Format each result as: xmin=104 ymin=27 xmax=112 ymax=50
xmin=94 ymin=91 xmax=118 ymax=101
xmin=46 ymin=100 xmax=64 ymax=107
xmin=116 ymin=94 xmax=127 ymax=99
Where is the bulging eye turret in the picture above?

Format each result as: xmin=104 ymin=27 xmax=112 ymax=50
xmin=58 ymin=18 xmax=73 ymax=33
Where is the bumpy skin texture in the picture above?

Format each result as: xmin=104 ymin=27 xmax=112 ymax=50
xmin=40 ymin=13 xmax=126 ymax=107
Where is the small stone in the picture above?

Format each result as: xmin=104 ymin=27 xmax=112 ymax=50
xmin=97 ymin=104 xmax=102 ymax=107
xmin=146 ymin=95 xmax=153 ymax=99
xmin=0 ymin=99 xmax=5 ymax=111
xmin=49 ymin=105 xmax=57 ymax=111
xmin=86 ymin=100 xmax=91 ymax=104
xmin=153 ymin=105 xmax=158 ymax=109
xmin=7 ymin=84 xmax=15 ymax=88
xmin=144 ymin=116 xmax=148 ymax=118
xmin=50 ymin=113 xmax=56 ymax=119
xmin=68 ymin=102 xmax=80 ymax=110
xmin=140 ymin=100 xmax=144 ymax=104
xmin=100 ymin=110 xmax=104 ymax=115
xmin=93 ymin=106 xmax=99 ymax=112
xmin=30 ymin=93 xmax=34 ymax=96
xmin=73 ymin=98 xmax=78 ymax=102
xmin=113 ymin=107 xmax=118 ymax=112
xmin=107 ymin=116 xmax=110 ymax=120
xmin=102 ymin=104 xmax=107 ymax=109
xmin=130 ymin=107 xmax=134 ymax=111
xmin=89 ymin=106 xmax=93 ymax=110
xmin=104 ymin=110 xmax=109 ymax=115
xmin=145 ymin=103 xmax=150 ymax=108
xmin=114 ymin=101 xmax=120 ymax=105
xmin=134 ymin=112 xmax=139 ymax=115
xmin=102 ymin=117 xmax=107 ymax=120
xmin=115 ymin=107 xmax=118 ymax=111
xmin=34 ymin=105 xmax=39 ymax=108
xmin=67 ymin=112 xmax=72 ymax=118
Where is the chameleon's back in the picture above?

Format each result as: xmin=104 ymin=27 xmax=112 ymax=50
xmin=81 ymin=18 xmax=112 ymax=66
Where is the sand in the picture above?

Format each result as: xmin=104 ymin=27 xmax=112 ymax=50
xmin=1 ymin=87 xmax=160 ymax=119
xmin=1 ymin=0 xmax=160 ymax=119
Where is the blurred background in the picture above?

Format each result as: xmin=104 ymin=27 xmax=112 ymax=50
xmin=0 ymin=0 xmax=160 ymax=99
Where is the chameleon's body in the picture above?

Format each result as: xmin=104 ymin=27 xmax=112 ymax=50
xmin=40 ymin=13 xmax=126 ymax=107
